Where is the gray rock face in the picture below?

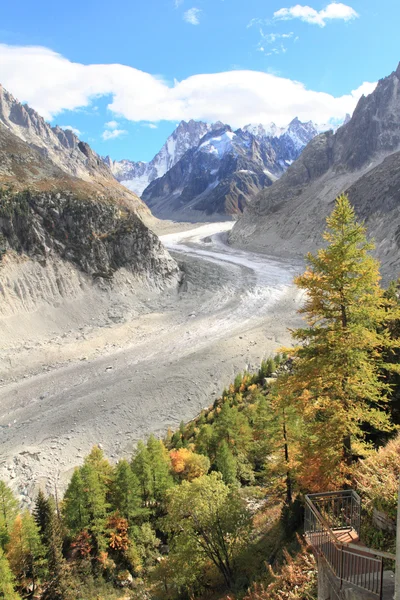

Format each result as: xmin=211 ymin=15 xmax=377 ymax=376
xmin=106 ymin=119 xmax=217 ymax=196
xmin=0 ymin=85 xmax=113 ymax=183
xmin=141 ymin=121 xmax=318 ymax=220
xmin=0 ymin=189 xmax=179 ymax=287
xmin=0 ymin=104 xmax=179 ymax=290
xmin=229 ymin=63 xmax=400 ymax=283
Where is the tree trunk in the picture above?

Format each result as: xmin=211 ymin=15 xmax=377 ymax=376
xmin=282 ymin=409 xmax=293 ymax=505
xmin=343 ymin=434 xmax=352 ymax=466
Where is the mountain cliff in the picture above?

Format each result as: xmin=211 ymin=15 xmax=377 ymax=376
xmin=0 ymin=87 xmax=179 ymax=320
xmin=229 ymin=63 xmax=400 ymax=282
xmin=141 ymin=119 xmax=318 ymax=220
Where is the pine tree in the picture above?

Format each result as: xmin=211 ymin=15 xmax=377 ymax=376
xmin=278 ymin=195 xmax=398 ymax=486
xmin=0 ymin=481 xmax=18 ymax=550
xmin=0 ymin=548 xmax=21 ymax=600
xmin=41 ymin=511 xmax=77 ymax=600
xmin=63 ymin=448 xmax=111 ymax=564
xmin=215 ymin=441 xmax=237 ymax=485
xmin=34 ymin=490 xmax=53 ymax=543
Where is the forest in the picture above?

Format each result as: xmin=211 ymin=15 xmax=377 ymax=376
xmin=1 ymin=195 xmax=399 ymax=600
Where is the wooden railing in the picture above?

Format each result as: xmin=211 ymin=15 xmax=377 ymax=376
xmin=305 ymin=491 xmax=389 ymax=599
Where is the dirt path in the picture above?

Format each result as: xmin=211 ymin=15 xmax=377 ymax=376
xmin=0 ymin=223 xmax=304 ymax=503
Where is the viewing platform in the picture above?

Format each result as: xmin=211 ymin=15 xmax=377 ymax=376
xmin=305 ymin=490 xmax=396 ymax=600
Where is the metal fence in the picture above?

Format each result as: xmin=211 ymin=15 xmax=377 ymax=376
xmin=305 ymin=491 xmax=384 ymax=598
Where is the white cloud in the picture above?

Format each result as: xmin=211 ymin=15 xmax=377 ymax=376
xmin=261 ymin=32 xmax=294 ymax=44
xmin=60 ymin=125 xmax=81 ymax=136
xmin=184 ymin=8 xmax=201 ymax=24
xmin=247 ymin=18 xmax=268 ymax=28
xmin=105 ymin=120 xmax=119 ymax=129
xmin=174 ymin=0 xmax=183 ymax=6
xmin=0 ymin=43 xmax=376 ymax=129
xmin=102 ymin=129 xmax=127 ymax=140
xmin=274 ymin=3 xmax=359 ymax=27
xmin=142 ymin=123 xmax=158 ymax=129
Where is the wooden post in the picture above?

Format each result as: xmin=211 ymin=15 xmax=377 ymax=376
xmin=395 ymin=480 xmax=400 ymax=600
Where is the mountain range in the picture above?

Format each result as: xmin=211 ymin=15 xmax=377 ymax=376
xmin=107 ymin=117 xmax=319 ymax=220
xmin=229 ymin=63 xmax=400 ymax=282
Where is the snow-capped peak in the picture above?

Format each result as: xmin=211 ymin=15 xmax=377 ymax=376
xmin=242 ymin=122 xmax=285 ymax=139
xmin=198 ymin=130 xmax=236 ymax=158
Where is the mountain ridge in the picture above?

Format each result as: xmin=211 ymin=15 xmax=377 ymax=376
xmin=0 ymin=84 xmax=146 ymax=213
xmin=139 ymin=118 xmax=319 ymax=220
xmin=106 ymin=117 xmax=320 ymax=212
xmin=229 ymin=62 xmax=400 ymax=282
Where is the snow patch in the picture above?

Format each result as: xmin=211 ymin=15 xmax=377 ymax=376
xmin=199 ymin=131 xmax=236 ymax=158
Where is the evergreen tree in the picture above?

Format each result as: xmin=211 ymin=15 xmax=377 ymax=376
xmin=0 ymin=549 xmax=21 ymax=600
xmin=215 ymin=441 xmax=237 ymax=485
xmin=194 ymin=424 xmax=214 ymax=457
xmin=41 ymin=511 xmax=77 ymax=600
xmin=33 ymin=490 xmax=53 ymax=544
xmin=278 ymin=195 xmax=398 ymax=486
xmin=0 ymin=481 xmax=18 ymax=550
xmin=79 ymin=462 xmax=108 ymax=557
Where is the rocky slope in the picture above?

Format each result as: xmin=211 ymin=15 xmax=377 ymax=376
xmin=141 ymin=119 xmax=318 ymax=220
xmin=105 ymin=120 xmax=219 ymax=196
xmin=229 ymin=63 xmax=400 ymax=282
xmin=0 ymin=110 xmax=179 ymax=323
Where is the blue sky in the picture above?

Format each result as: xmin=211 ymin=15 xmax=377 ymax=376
xmin=0 ymin=0 xmax=399 ymax=161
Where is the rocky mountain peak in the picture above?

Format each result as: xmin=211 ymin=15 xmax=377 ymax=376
xmin=343 ymin=113 xmax=351 ymax=126
xmin=0 ymin=83 xmax=117 ymax=184
xmin=333 ymin=64 xmax=400 ymax=169
xmin=229 ymin=62 xmax=400 ymax=283
xmin=107 ymin=118 xmax=217 ymax=196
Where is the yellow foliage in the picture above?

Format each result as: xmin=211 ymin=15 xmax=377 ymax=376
xmin=170 ymin=448 xmax=210 ymax=481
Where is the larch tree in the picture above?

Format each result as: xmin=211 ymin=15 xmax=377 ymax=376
xmin=62 ymin=469 xmax=88 ymax=534
xmin=132 ymin=437 xmax=174 ymax=509
xmin=7 ymin=511 xmax=46 ymax=596
xmin=278 ymin=194 xmax=398 ymax=487
xmin=0 ymin=481 xmax=18 ymax=550
xmin=0 ymin=548 xmax=21 ymax=600
xmin=215 ymin=441 xmax=237 ymax=485
xmin=110 ymin=460 xmax=142 ymax=522
xmin=63 ymin=447 xmax=112 ymax=564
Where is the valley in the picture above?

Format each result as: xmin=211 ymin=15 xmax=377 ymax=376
xmin=0 ymin=222 xmax=303 ymax=502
